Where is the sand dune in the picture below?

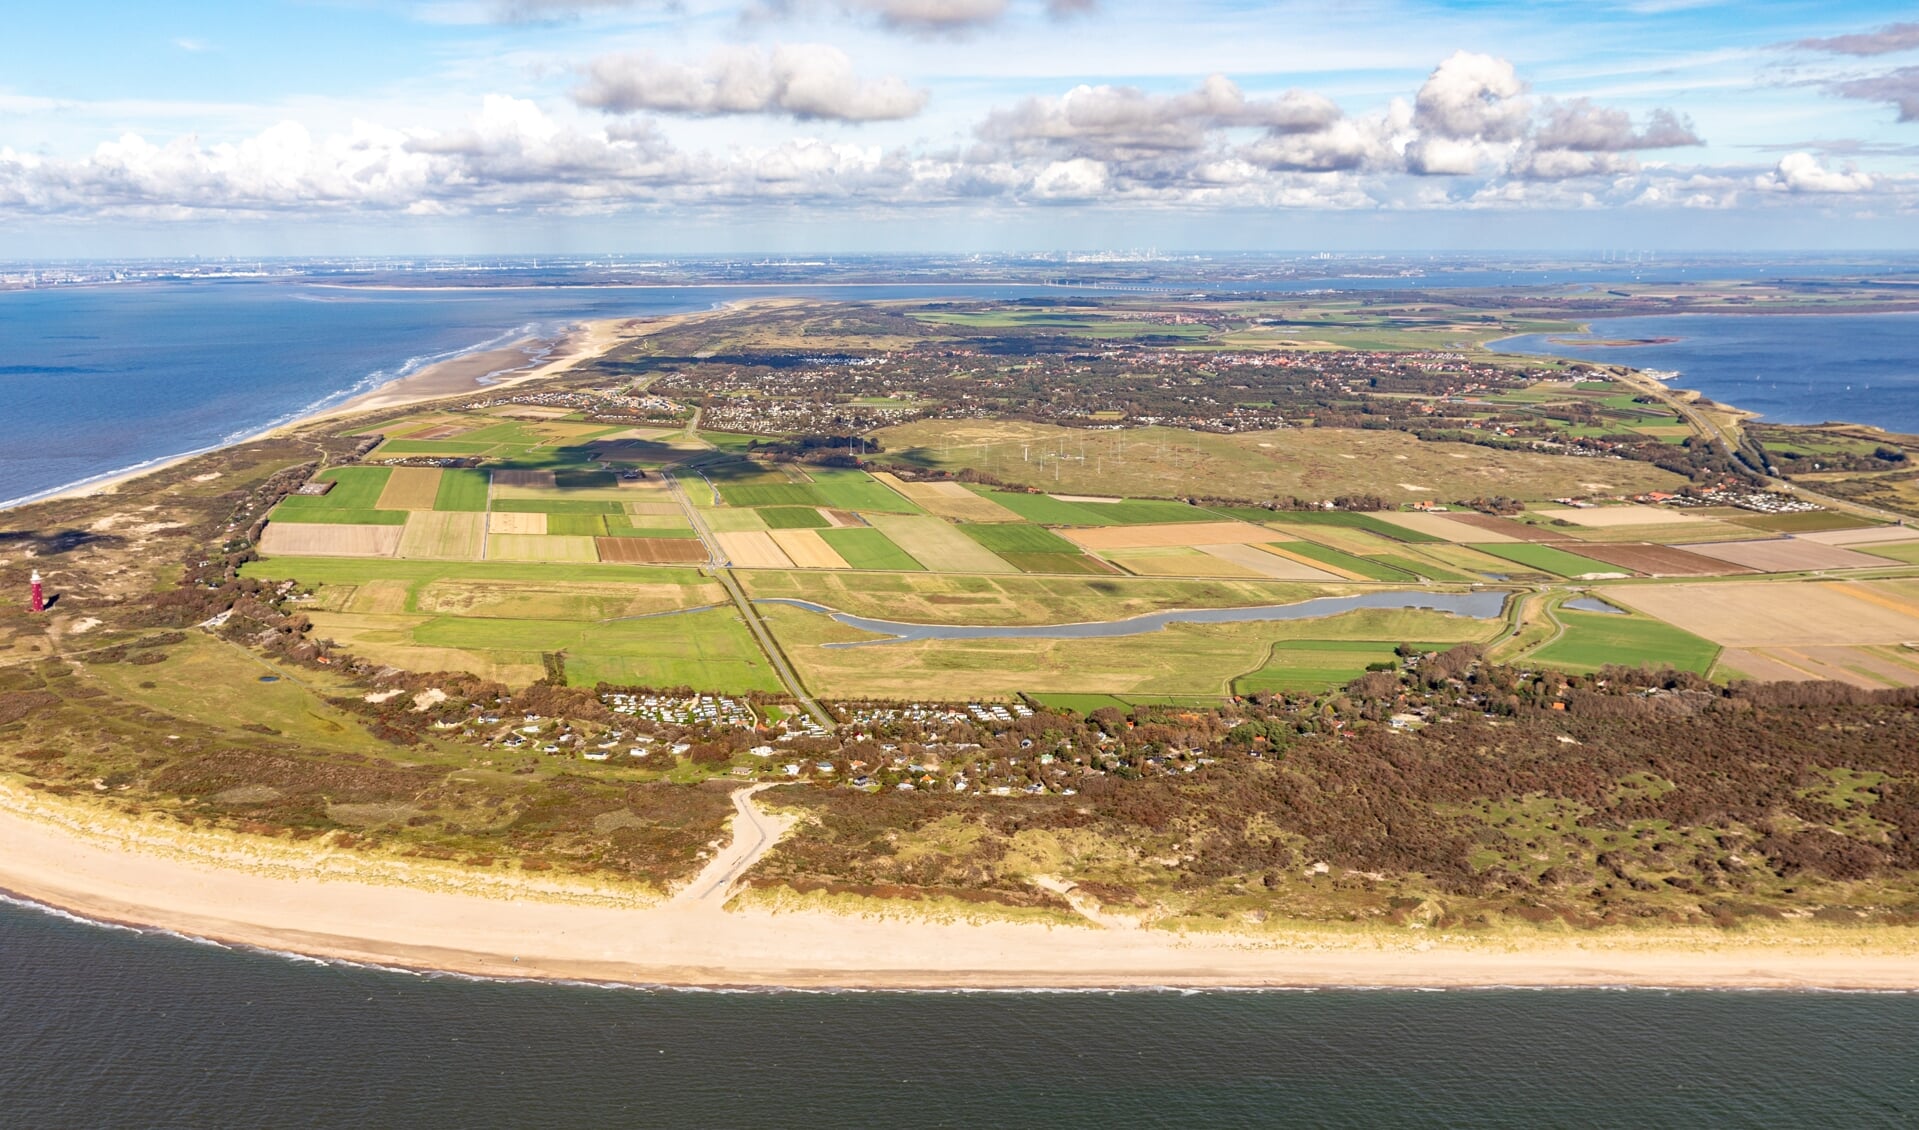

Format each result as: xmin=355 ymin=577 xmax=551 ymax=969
xmin=1 ymin=781 xmax=1912 ymax=991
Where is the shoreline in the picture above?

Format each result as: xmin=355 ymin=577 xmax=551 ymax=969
xmin=1 ymin=779 xmax=1914 ymax=992
xmin=0 ymin=303 xmax=743 ymax=516
xmin=0 ymin=330 xmax=571 ymax=512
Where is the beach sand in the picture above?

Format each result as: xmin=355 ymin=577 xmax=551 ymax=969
xmin=3 ymin=779 xmax=1914 ymax=991
xmin=311 ymin=317 xmax=627 ymax=422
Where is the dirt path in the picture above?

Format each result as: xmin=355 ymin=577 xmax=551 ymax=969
xmin=1031 ymin=876 xmax=1141 ymax=931
xmin=669 ymin=784 xmax=796 ymax=911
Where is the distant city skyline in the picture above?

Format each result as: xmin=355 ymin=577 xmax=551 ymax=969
xmin=5 ymin=1 xmax=1919 ymax=254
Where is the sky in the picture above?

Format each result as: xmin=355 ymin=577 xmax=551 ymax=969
xmin=4 ymin=0 xmax=1919 ymax=255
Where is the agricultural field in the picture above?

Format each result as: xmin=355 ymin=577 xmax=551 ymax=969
xmin=434 ymin=469 xmax=491 ymax=511
xmin=762 ymin=601 xmax=1498 ymax=699
xmin=804 ymin=468 xmax=924 ymax=513
xmin=239 ymin=554 xmax=767 ymax=690
xmin=816 ymin=527 xmax=924 ymax=571
xmin=1201 ymin=543 xmax=1344 ymax=581
xmin=1555 ymin=542 xmax=1752 ymax=577
xmin=1715 ymin=644 xmax=1919 ymax=689
xmin=864 ymin=513 xmax=1019 ymax=573
xmin=258 ymin=522 xmax=405 ymax=557
xmin=738 ymin=570 xmax=1348 ymax=625
xmin=1675 ymin=538 xmax=1891 ymax=573
xmin=396 ymin=512 xmax=486 ymax=560
xmin=375 ymin=467 xmax=444 ymax=511
xmin=1531 ymin=609 xmax=1721 ymax=675
xmin=1235 ymin=640 xmax=1409 ymax=694
xmin=1472 ymin=542 xmax=1631 ymax=579
xmin=239 ymin=320 xmax=1919 ymax=714
xmin=872 ymin=419 xmax=1686 ymax=505
xmin=1607 ymin=579 xmax=1919 ymax=648
xmin=1861 ymin=541 xmax=1919 ymax=565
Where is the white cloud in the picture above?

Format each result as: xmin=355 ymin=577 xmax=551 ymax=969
xmin=0 ymin=52 xmax=1905 ymax=224
xmin=1029 ymin=156 xmax=1109 ymax=199
xmin=1532 ymin=100 xmax=1700 ymax=152
xmin=1412 ymin=52 xmax=1530 ymax=143
xmin=1829 ymin=67 xmax=1919 ymax=123
xmin=979 ymin=76 xmax=1341 ymax=158
xmin=1755 ymin=152 xmax=1876 ymax=194
xmin=573 ymin=45 xmax=927 ymax=122
xmin=859 ymin=0 xmax=1009 ymax=31
xmin=1402 ymin=52 xmax=1530 ymax=176
xmin=1792 ymin=22 xmax=1919 ymax=57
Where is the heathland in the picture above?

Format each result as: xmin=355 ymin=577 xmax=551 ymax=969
xmin=5 ymin=290 xmax=1919 ymax=986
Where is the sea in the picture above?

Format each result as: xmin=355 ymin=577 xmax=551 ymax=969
xmin=6 ymin=274 xmax=1919 ymax=1123
xmin=0 ymin=281 xmax=1107 ymax=508
xmin=1495 ymin=312 xmax=1919 ymax=435
xmin=2 ymin=900 xmax=1916 ymax=1127
xmin=9 ymin=273 xmax=1919 ymax=506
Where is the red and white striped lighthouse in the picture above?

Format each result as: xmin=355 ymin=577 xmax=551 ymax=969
xmin=29 ymin=571 xmax=44 ymax=614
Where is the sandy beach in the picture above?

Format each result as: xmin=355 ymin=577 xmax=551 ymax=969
xmin=310 ymin=316 xmax=633 ymax=423
xmin=4 ymin=306 xmax=719 ymax=514
xmin=2 ymin=779 xmax=1913 ymax=991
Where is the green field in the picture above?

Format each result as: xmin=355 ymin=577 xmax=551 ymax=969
xmin=404 ymin=609 xmax=781 ymax=694
xmin=1372 ymin=554 xmax=1475 ymax=583
xmin=758 ymin=506 xmax=832 ymax=530
xmin=701 ymin=431 xmax=769 ymax=453
xmin=378 ymin=440 xmax=500 ymax=455
xmin=997 ymin=552 xmax=1114 ymax=575
xmin=740 ymin=569 xmax=1336 ymax=625
xmin=1861 ymin=541 xmax=1919 ymax=564
xmin=957 ymin=522 xmax=1081 ymax=554
xmin=806 ymin=469 xmax=923 ymax=513
xmin=266 ymin=506 xmax=410 ymax=526
xmin=397 ymin=606 xmax=779 ymax=686
xmin=1473 ymin=542 xmax=1628 ymax=578
xmin=763 ymin=602 xmax=1496 ymax=699
xmin=816 ymin=527 xmax=925 ymax=571
xmin=980 ymin=491 xmax=1213 ymax=526
xmin=720 ymin=482 xmax=825 ymax=508
xmin=1234 ymin=640 xmax=1404 ymax=693
xmin=1025 ymin=693 xmax=1133 ymax=713
xmin=607 ymin=516 xmax=700 ymax=538
xmin=434 ymin=469 xmax=490 ymax=512
xmin=274 ymin=466 xmax=392 ymax=512
xmin=1272 ymin=542 xmax=1420 ymax=581
xmin=1532 ymin=610 xmax=1720 ymax=674
xmin=1261 ymin=510 xmax=1446 ymax=543
xmin=241 ymin=556 xmax=711 ymax=593
xmin=1727 ymin=511 xmax=1883 ymax=534
xmin=546 ymin=514 xmax=611 ymax=536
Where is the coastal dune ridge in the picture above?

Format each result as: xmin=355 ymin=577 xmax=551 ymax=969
xmin=2 ymin=778 xmax=1916 ymax=992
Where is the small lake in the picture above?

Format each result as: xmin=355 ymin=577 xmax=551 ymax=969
xmin=1563 ymin=597 xmax=1625 ymax=615
xmin=757 ymin=591 xmax=1509 ymax=646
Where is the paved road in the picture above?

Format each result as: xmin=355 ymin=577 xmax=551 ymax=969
xmin=670 ymin=784 xmax=794 ymax=909
xmin=665 ymin=469 xmax=836 ymax=730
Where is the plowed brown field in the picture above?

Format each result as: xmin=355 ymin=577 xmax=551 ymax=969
xmin=595 ymin=537 xmax=708 ymax=564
